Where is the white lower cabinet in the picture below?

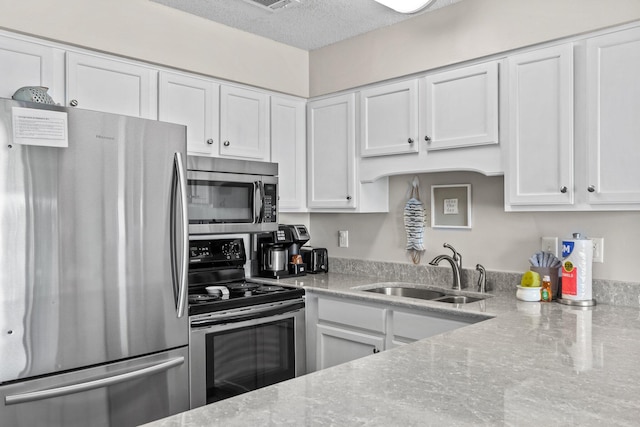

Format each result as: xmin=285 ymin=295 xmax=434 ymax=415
xmin=389 ymin=309 xmax=473 ymax=349
xmin=306 ymin=292 xmax=479 ymax=372
xmin=316 ymin=324 xmax=384 ymax=370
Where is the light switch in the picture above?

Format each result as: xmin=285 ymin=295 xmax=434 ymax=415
xmin=339 ymin=230 xmax=349 ymax=248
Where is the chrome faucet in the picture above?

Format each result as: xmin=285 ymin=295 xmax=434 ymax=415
xmin=476 ymin=264 xmax=486 ymax=293
xmin=429 ymin=254 xmax=462 ymax=291
xmin=443 ymin=243 xmax=462 ymax=272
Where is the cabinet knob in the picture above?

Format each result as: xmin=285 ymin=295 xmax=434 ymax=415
xmin=408 ymin=138 xmax=414 ymax=144
xmin=588 ymin=185 xmax=596 ymax=193
xmin=206 ymin=139 xmax=214 ymax=145
xmin=373 ymin=348 xmax=380 ymax=354
xmin=560 ymin=186 xmax=568 ymax=193
xmin=69 ymin=99 xmax=78 ymax=107
xmin=424 ymin=135 xmax=431 ymax=142
xmin=223 ymin=140 xmax=230 ymax=147
xmin=346 ymin=196 xmax=352 ymax=201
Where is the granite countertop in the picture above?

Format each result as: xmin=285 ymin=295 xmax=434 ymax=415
xmin=146 ymin=273 xmax=640 ymax=426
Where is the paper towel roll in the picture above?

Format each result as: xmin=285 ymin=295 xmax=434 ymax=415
xmin=561 ymin=233 xmax=593 ymax=301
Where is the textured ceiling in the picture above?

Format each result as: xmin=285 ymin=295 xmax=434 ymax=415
xmin=151 ymin=0 xmax=463 ymax=50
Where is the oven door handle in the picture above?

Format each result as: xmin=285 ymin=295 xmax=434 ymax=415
xmin=191 ymin=301 xmax=304 ymax=327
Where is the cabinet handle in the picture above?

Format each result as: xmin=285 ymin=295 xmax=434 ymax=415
xmin=69 ymin=99 xmax=78 ymax=107
xmin=408 ymin=138 xmax=414 ymax=144
xmin=560 ymin=186 xmax=568 ymax=193
xmin=346 ymin=196 xmax=352 ymax=201
xmin=424 ymin=135 xmax=431 ymax=142
xmin=206 ymin=139 xmax=214 ymax=145
xmin=223 ymin=141 xmax=230 ymax=147
xmin=373 ymin=348 xmax=380 ymax=354
xmin=588 ymin=185 xmax=596 ymax=193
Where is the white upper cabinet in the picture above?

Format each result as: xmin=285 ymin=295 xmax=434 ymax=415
xmin=219 ymin=85 xmax=269 ymax=161
xmin=158 ymin=72 xmax=220 ymax=156
xmin=359 ymin=79 xmax=419 ymax=157
xmin=423 ymin=61 xmax=499 ymax=151
xmin=271 ymin=96 xmax=307 ymax=211
xmin=66 ymin=52 xmax=158 ymax=119
xmin=505 ymin=44 xmax=574 ymax=207
xmin=307 ymin=94 xmax=357 ymax=209
xmin=586 ymin=27 xmax=640 ymax=206
xmin=0 ymin=35 xmax=64 ymax=103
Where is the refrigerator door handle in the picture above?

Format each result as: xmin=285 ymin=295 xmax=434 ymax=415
xmin=173 ymin=152 xmax=189 ymax=318
xmin=5 ymin=356 xmax=185 ymax=405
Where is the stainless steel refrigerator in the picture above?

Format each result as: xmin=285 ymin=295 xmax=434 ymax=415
xmin=0 ymin=98 xmax=190 ymax=426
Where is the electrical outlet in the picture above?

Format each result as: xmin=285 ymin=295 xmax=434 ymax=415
xmin=339 ymin=230 xmax=349 ymax=248
xmin=592 ymin=237 xmax=604 ymax=263
xmin=541 ymin=237 xmax=558 ymax=257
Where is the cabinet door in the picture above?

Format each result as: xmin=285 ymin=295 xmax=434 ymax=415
xmin=586 ymin=27 xmax=640 ymax=205
xmin=66 ymin=52 xmax=157 ymax=119
xmin=505 ymin=44 xmax=574 ymax=207
xmin=159 ymin=72 xmax=219 ymax=155
xmin=307 ymin=94 xmax=356 ymax=208
xmin=316 ymin=324 xmax=384 ymax=370
xmin=271 ymin=96 xmax=306 ymax=211
xmin=0 ymin=35 xmax=64 ymax=103
xmin=219 ymin=85 xmax=269 ymax=161
xmin=360 ymin=80 xmax=419 ymax=157
xmin=389 ymin=310 xmax=471 ymax=349
xmin=423 ymin=61 xmax=499 ymax=150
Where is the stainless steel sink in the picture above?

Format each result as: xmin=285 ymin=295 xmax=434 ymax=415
xmin=362 ymin=285 xmax=485 ymax=304
xmin=364 ymin=287 xmax=445 ymax=300
xmin=431 ymin=295 xmax=483 ymax=304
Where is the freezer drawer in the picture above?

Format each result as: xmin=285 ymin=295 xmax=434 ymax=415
xmin=0 ymin=346 xmax=189 ymax=427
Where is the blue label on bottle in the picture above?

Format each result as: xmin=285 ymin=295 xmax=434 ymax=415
xmin=562 ymin=241 xmax=575 ymax=258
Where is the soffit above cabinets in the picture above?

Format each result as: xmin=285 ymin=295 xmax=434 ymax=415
xmin=150 ymin=0 xmax=464 ymax=51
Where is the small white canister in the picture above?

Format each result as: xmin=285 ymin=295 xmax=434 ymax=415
xmin=559 ymin=233 xmax=596 ymax=306
xmin=516 ymin=286 xmax=541 ymax=302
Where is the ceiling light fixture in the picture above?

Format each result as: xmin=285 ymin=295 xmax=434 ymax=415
xmin=373 ymin=0 xmax=437 ymax=14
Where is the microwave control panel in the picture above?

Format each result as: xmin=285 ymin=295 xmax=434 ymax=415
xmin=263 ymin=183 xmax=277 ymax=223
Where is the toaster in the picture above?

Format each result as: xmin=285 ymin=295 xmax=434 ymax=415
xmin=301 ymin=248 xmax=329 ymax=273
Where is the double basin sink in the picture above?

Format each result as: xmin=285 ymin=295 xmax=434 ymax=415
xmin=363 ymin=285 xmax=486 ymax=304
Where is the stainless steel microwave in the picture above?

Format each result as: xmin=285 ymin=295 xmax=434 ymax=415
xmin=186 ymin=156 xmax=278 ymax=235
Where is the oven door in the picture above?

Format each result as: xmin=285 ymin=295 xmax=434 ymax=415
xmin=189 ymin=300 xmax=305 ymax=408
xmin=187 ymin=171 xmax=278 ymax=235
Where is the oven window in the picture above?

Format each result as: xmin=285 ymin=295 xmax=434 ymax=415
xmin=187 ymin=180 xmax=254 ymax=223
xmin=205 ymin=318 xmax=295 ymax=403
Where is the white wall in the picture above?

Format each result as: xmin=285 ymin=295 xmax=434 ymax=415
xmin=298 ymin=173 xmax=640 ymax=283
xmin=309 ymin=0 xmax=640 ymax=96
xmin=0 ymin=0 xmax=309 ymax=97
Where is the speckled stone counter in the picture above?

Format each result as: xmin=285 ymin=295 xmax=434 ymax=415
xmin=145 ymin=272 xmax=640 ymax=427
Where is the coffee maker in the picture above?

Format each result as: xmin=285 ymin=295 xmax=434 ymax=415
xmin=255 ymin=224 xmax=310 ymax=278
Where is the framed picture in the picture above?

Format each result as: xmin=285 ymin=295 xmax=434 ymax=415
xmin=431 ymin=184 xmax=472 ymax=229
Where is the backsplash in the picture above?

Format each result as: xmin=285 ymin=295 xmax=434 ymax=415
xmin=329 ymin=257 xmax=640 ymax=308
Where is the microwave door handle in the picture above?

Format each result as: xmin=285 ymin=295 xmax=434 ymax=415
xmin=254 ymin=181 xmax=265 ymax=224
xmin=173 ymin=152 xmax=189 ymax=318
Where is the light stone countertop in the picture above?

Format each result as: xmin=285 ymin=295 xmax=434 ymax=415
xmin=146 ymin=272 xmax=640 ymax=426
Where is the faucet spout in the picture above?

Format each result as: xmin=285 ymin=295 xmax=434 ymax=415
xmin=429 ymin=254 xmax=461 ymax=291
